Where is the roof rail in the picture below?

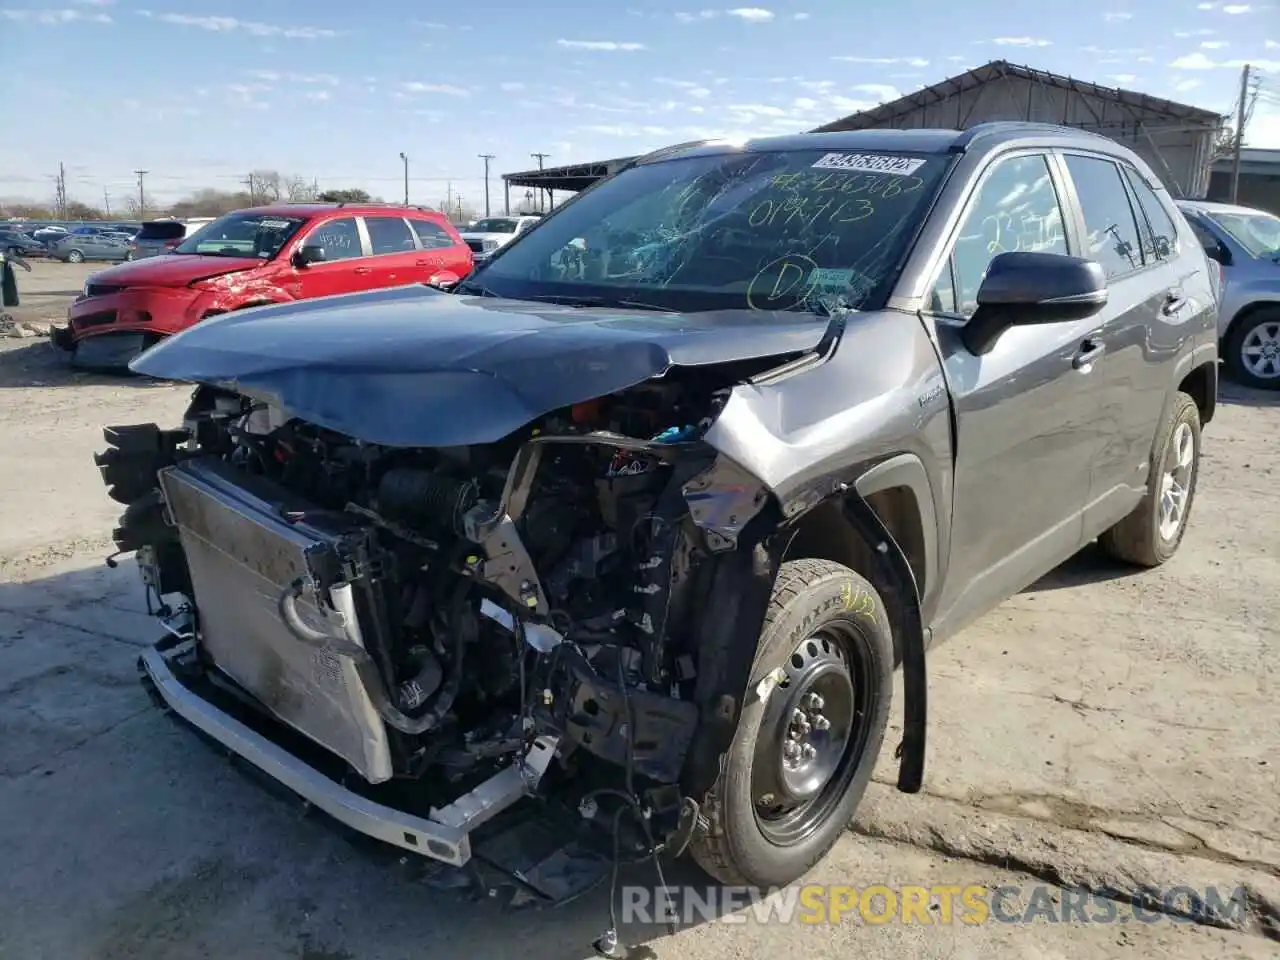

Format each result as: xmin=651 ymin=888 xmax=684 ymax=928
xmin=957 ymin=120 xmax=1111 ymax=148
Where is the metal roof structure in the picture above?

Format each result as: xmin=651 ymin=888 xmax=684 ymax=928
xmin=811 ymin=59 xmax=1223 ymax=133
xmin=502 ymin=155 xmax=638 ymax=193
xmin=497 ymin=60 xmax=1224 ymax=199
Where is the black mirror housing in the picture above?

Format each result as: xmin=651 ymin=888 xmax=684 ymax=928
xmin=962 ymin=251 xmax=1108 ymax=355
xmin=291 ymin=244 xmax=325 ymax=268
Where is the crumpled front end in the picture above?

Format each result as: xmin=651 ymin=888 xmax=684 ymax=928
xmin=93 ymin=351 xmax=798 ymax=889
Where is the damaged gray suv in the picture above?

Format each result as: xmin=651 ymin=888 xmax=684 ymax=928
xmin=94 ymin=123 xmax=1217 ymax=929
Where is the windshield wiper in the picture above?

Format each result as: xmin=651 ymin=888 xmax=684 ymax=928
xmin=520 ymin=293 xmax=674 ymax=312
xmin=453 ymin=280 xmax=499 ymax=296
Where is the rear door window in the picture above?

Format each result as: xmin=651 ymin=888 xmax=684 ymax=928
xmin=137 ymin=222 xmax=187 ymax=242
xmin=364 ymin=216 xmax=417 ymax=256
xmin=409 ymin=218 xmax=457 ymax=250
xmin=1062 ymin=154 xmax=1145 ymax=279
xmin=1121 ymin=167 xmax=1178 ymax=262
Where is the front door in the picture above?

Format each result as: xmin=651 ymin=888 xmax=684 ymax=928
xmin=293 ymin=216 xmax=367 ymax=299
xmin=926 ymin=151 xmax=1104 ymax=639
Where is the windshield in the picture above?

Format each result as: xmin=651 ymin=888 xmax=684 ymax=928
xmin=1206 ymin=210 xmax=1280 ymax=259
xmin=173 ymin=211 xmax=305 ymax=258
xmin=468 ymin=147 xmax=951 ymax=313
xmin=469 ymin=218 xmax=519 ymax=233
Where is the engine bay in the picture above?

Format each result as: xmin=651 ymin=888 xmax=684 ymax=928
xmin=104 ymin=361 xmax=780 ymax=857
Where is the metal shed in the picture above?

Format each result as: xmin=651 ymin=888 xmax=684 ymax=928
xmin=812 ymin=60 xmax=1227 ymax=198
xmin=502 ymin=60 xmax=1227 ymax=203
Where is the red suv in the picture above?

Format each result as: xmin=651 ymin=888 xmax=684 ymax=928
xmin=50 ymin=203 xmax=473 ymax=369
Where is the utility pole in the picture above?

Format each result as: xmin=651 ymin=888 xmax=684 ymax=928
xmin=103 ymin=188 xmax=111 ymax=218
xmin=52 ymin=163 xmax=67 ymax=219
xmin=455 ymin=194 xmax=464 ymax=222
xmin=530 ymin=152 xmax=549 ymax=213
xmin=399 ymin=152 xmax=409 ymax=205
xmin=242 ymin=173 xmax=256 ymax=206
xmin=1229 ymin=63 xmax=1251 ymax=204
xmin=478 ymin=153 xmax=495 ymax=217
xmin=446 ymin=180 xmax=453 ymax=214
xmin=134 ymin=169 xmax=148 ymax=219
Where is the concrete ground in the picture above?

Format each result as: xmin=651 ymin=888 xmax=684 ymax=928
xmin=0 ymin=261 xmax=1276 ymax=959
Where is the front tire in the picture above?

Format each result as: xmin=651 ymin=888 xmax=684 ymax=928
xmin=1097 ymin=391 xmax=1202 ymax=567
xmin=66 ymin=249 xmax=85 ymax=264
xmin=689 ymin=558 xmax=894 ymax=888
xmin=1224 ymin=307 xmax=1280 ymax=390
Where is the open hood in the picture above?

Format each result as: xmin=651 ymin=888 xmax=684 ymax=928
xmin=86 ymin=254 xmax=262 ymax=288
xmin=130 ymin=284 xmax=829 ymax=447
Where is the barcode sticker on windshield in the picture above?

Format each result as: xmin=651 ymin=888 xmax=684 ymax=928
xmin=811 ymin=153 xmax=925 ymax=175
xmin=258 ymin=219 xmax=292 ymax=229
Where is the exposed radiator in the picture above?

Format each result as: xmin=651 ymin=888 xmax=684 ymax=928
xmin=158 ymin=458 xmax=394 ymax=783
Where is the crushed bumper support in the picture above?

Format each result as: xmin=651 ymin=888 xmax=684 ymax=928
xmin=138 ymin=642 xmax=557 ymax=868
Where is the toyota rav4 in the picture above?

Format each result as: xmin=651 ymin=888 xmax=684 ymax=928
xmin=93 ymin=123 xmax=1217 ymax=952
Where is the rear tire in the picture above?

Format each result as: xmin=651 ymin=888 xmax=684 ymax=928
xmin=1223 ymin=307 xmax=1280 ymax=390
xmin=689 ymin=559 xmax=894 ymax=888
xmin=1097 ymin=391 xmax=1201 ymax=567
xmin=66 ymin=249 xmax=85 ymax=264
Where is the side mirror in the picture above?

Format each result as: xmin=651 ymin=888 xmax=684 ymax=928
xmin=291 ymin=244 xmax=325 ymax=268
xmin=961 ymin=251 xmax=1108 ymax=356
xmin=427 ymin=271 xmax=460 ymax=291
xmin=1203 ymin=242 xmax=1232 ymax=267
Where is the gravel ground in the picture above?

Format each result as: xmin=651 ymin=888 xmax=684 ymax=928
xmin=0 ymin=260 xmax=1276 ymax=959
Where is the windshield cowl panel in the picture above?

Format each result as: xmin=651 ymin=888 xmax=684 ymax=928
xmin=472 ymin=147 xmax=950 ymax=315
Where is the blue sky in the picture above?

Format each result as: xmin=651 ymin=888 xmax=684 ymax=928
xmin=1 ymin=0 xmax=1277 ymax=215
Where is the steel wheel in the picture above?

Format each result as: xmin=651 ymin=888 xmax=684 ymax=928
xmin=750 ymin=621 xmax=872 ymax=846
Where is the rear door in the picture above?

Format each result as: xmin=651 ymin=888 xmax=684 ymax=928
xmin=1055 ymin=151 xmax=1190 ymax=536
xmin=292 ymin=216 xmax=368 ymax=299
xmin=360 ymin=215 xmax=420 ymax=289
xmin=408 ymin=217 xmax=473 ymax=282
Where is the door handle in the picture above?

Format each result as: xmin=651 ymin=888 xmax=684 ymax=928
xmin=1072 ymin=338 xmax=1105 ymax=370
xmin=415 ymin=259 xmax=430 ymax=266
xmin=1162 ymin=292 xmax=1186 ymax=316
xmin=353 ymin=266 xmax=372 ymax=275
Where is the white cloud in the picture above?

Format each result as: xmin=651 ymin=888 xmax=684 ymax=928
xmin=851 ymin=82 xmax=901 ymax=101
xmin=148 ymin=12 xmax=338 ymax=39
xmin=832 ymin=55 xmax=929 ymax=67
xmin=1170 ymin=51 xmax=1220 ymax=68
xmin=1266 ymin=39 xmax=1279 ymax=48
xmin=1174 ymin=79 xmax=1203 ymax=91
xmin=1201 ymin=40 xmax=1229 ymax=48
xmin=556 ymin=39 xmax=645 ymax=50
xmin=1170 ymin=51 xmax=1280 ymax=70
xmin=1174 ymin=29 xmax=1216 ymax=37
xmin=414 ymin=20 xmax=448 ymax=28
xmin=401 ymin=81 xmax=469 ymax=96
xmin=1223 ymin=3 xmax=1253 ymax=11
xmin=793 ymin=11 xmax=810 ymax=19
xmin=581 ymin=124 xmax=674 ymax=137
xmin=1103 ymin=11 xmax=1132 ymax=21
xmin=794 ymin=96 xmax=818 ymax=110
xmin=500 ymin=81 xmax=525 ymax=91
xmin=305 ymin=90 xmax=330 ymax=102
xmin=71 ymin=0 xmax=113 ymax=5
xmin=1111 ymin=74 xmax=1137 ymax=84
xmin=726 ymin=7 xmax=774 ymax=20
xmin=990 ymin=36 xmax=1052 ymax=47
xmin=1 ymin=8 xmax=111 ymax=24
xmin=675 ymin=9 xmax=718 ymax=22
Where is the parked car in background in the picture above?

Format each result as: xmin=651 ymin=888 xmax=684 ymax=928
xmin=0 ymin=228 xmax=49 ymax=258
xmin=32 ymin=224 xmax=68 ymax=243
xmin=1177 ymin=199 xmax=1280 ymax=390
xmin=48 ymin=227 xmax=136 ymax=263
xmin=50 ymin=202 xmax=474 ymax=369
xmin=130 ymin=217 xmax=215 ymax=259
xmin=458 ymin=214 xmax=541 ymax=263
